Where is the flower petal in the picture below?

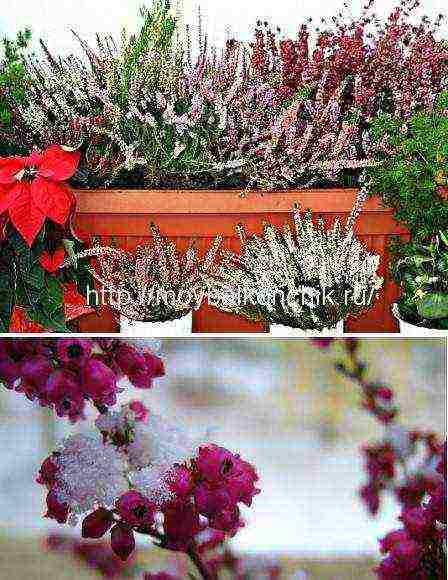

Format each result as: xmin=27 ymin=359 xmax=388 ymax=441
xmin=31 ymin=177 xmax=75 ymax=225
xmin=110 ymin=525 xmax=135 ymax=561
xmin=0 ymin=157 xmax=26 ymax=184
xmin=9 ymin=182 xmax=46 ymax=246
xmin=9 ymin=307 xmax=45 ymax=333
xmin=0 ymin=183 xmax=21 ymax=215
xmin=37 ymin=145 xmax=81 ymax=181
xmin=39 ymin=247 xmax=66 ymax=273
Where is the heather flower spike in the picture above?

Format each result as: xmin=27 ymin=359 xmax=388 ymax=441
xmin=62 ymin=224 xmax=223 ymax=324
xmin=4 ymin=1 xmax=445 ymax=190
xmin=314 ymin=339 xmax=445 ymax=520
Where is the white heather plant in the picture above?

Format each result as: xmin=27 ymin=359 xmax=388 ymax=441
xmin=64 ymin=223 xmax=222 ymax=323
xmin=207 ymin=189 xmax=383 ymax=331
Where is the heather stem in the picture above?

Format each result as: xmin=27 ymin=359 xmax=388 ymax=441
xmin=187 ymin=543 xmax=217 ymax=580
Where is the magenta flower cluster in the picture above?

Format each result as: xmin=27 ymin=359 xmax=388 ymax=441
xmin=81 ymin=444 xmax=259 ymax=561
xmin=0 ymin=339 xmax=164 ymax=421
xmin=376 ymin=442 xmax=446 ymax=579
xmin=360 ymin=431 xmax=442 ymax=517
xmin=250 ymin=0 xmax=446 ymax=116
xmin=38 ymin=433 xmax=259 ymax=563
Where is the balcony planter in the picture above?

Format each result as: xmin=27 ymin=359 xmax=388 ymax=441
xmin=74 ymin=188 xmax=408 ymax=334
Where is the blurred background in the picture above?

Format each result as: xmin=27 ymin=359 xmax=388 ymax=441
xmin=0 ymin=338 xmax=445 ymax=579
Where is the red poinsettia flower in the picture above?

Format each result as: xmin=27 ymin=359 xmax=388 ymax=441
xmin=0 ymin=145 xmax=81 ymax=246
xmin=39 ymin=246 xmax=66 ymax=273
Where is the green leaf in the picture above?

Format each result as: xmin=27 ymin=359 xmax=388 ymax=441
xmin=0 ymin=267 xmax=15 ymax=331
xmin=417 ymin=292 xmax=448 ymax=320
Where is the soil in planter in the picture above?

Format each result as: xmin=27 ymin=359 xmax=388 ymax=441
xmin=71 ymin=166 xmax=362 ymax=192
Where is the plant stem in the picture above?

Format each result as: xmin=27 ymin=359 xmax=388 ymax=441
xmin=187 ymin=543 xmax=217 ymax=580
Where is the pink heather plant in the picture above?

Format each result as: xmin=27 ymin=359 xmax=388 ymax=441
xmin=249 ymin=0 xmax=446 ymax=116
xmin=376 ymin=442 xmax=446 ymax=579
xmin=0 ymin=339 xmax=164 ymax=421
xmin=312 ymin=339 xmax=446 ymax=577
xmin=314 ymin=339 xmax=444 ymax=514
xmin=37 ymin=399 xmax=260 ymax=580
xmin=4 ymin=0 xmax=446 ymax=190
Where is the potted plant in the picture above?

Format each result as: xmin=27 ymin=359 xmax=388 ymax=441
xmin=3 ymin=1 xmax=446 ymax=333
xmin=205 ymin=197 xmax=383 ymax=335
xmin=367 ymin=92 xmax=448 ymax=335
xmin=391 ymin=232 xmax=448 ymax=334
xmin=67 ymin=224 xmax=224 ymax=336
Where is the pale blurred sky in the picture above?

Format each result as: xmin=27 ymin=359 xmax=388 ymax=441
xmin=0 ymin=0 xmax=446 ymax=54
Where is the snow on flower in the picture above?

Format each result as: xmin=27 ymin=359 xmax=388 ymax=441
xmin=38 ymin=402 xmax=260 ymax=562
xmin=50 ymin=433 xmax=129 ymax=517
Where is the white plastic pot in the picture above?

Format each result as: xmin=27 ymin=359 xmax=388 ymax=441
xmin=120 ymin=312 xmax=193 ymax=337
xmin=269 ymin=319 xmax=344 ymax=337
xmin=392 ymin=303 xmax=447 ymax=337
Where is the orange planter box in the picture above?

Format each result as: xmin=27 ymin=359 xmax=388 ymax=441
xmin=74 ymin=188 xmax=409 ymax=334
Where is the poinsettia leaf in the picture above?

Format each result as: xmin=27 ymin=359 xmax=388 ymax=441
xmin=42 ymin=275 xmax=67 ymax=321
xmin=11 ymin=240 xmax=67 ymax=331
xmin=38 ymin=145 xmax=81 ymax=181
xmin=27 ymin=263 xmax=45 ymax=290
xmin=23 ymin=275 xmax=67 ymax=332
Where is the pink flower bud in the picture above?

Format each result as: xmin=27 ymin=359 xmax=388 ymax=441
xmin=57 ymin=339 xmax=92 ymax=366
xmin=81 ymin=359 xmax=118 ymax=404
xmin=401 ymin=507 xmax=435 ymax=541
xmin=36 ymin=455 xmax=59 ymax=487
xmin=115 ymin=345 xmax=146 ymax=376
xmin=82 ymin=508 xmax=114 ymax=539
xmin=45 ymin=490 xmax=69 ymax=524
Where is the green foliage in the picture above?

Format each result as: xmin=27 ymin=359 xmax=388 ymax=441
xmin=0 ymin=28 xmax=32 ymax=155
xmin=0 ymin=224 xmax=95 ymax=332
xmin=117 ymin=1 xmax=177 ymax=107
xmin=0 ymin=29 xmax=31 ymax=120
xmin=367 ymin=94 xmax=448 ymax=327
xmin=367 ymin=93 xmax=448 ymax=240
xmin=2 ymin=228 xmax=67 ymax=331
xmin=391 ymin=231 xmax=448 ymax=329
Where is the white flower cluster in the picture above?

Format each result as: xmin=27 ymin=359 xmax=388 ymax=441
xmin=126 ymin=413 xmax=200 ymax=471
xmin=66 ymin=224 xmax=222 ymax=323
xmin=51 ymin=403 xmax=205 ymax=518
